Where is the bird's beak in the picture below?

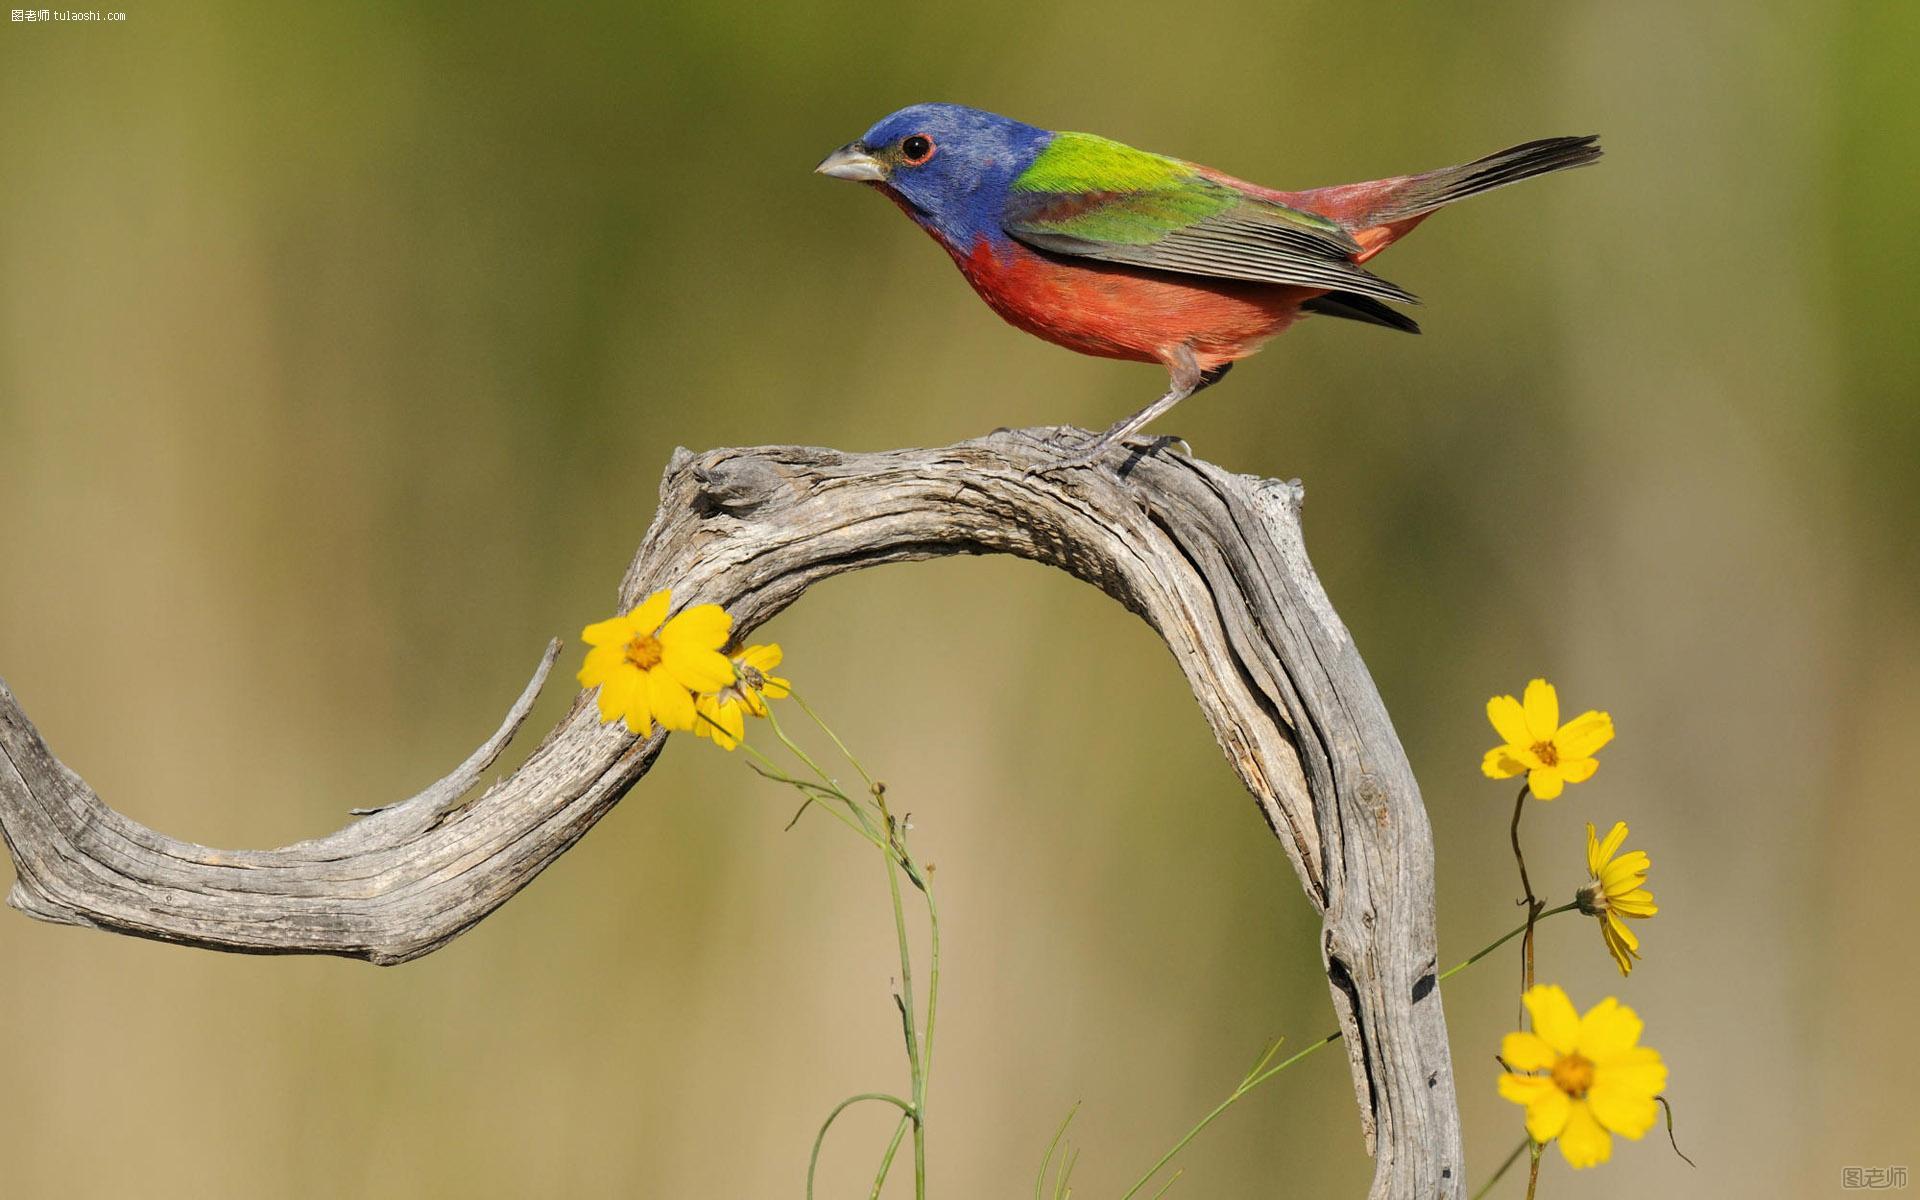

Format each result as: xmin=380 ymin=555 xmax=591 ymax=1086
xmin=815 ymin=143 xmax=888 ymax=182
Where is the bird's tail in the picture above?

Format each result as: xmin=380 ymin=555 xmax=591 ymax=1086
xmin=1281 ymin=134 xmax=1602 ymax=263
xmin=1355 ymin=135 xmax=1604 ymax=226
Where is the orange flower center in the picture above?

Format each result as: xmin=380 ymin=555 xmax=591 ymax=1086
xmin=1551 ymin=1052 xmax=1595 ymax=1097
xmin=624 ymin=634 xmax=664 ymax=671
xmin=1531 ymin=739 xmax=1559 ymax=767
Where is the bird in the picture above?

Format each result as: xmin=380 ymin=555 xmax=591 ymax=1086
xmin=816 ymin=104 xmax=1600 ymax=469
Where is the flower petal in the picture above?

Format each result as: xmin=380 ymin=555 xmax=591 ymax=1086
xmin=1594 ymin=1045 xmax=1668 ymax=1094
xmin=1610 ymin=889 xmax=1658 ymax=917
xmin=1589 ymin=821 xmax=1628 ymax=873
xmin=1522 ymin=1084 xmax=1572 ymax=1145
xmin=691 ymin=693 xmax=720 ymax=740
xmin=577 ymin=644 xmax=626 ymax=688
xmin=1599 ymin=919 xmax=1637 ymax=967
xmin=620 ymin=675 xmax=653 ymax=736
xmin=1522 ymin=679 xmax=1559 ymax=742
xmin=662 ymin=645 xmax=735 ymax=693
xmin=1495 ymin=1072 xmax=1552 ymax=1100
xmin=1528 ymin=765 xmax=1566 ymax=801
xmin=1523 ymin=985 xmax=1580 ymax=1055
xmin=595 ymin=667 xmax=638 ymax=724
xmin=627 ymin=589 xmax=671 ymax=634
xmin=1502 ymin=1032 xmax=1557 ymax=1071
xmin=1558 ymin=757 xmax=1600 ymax=785
xmin=740 ymin=643 xmax=783 ymax=672
xmin=716 ymin=697 xmax=746 ymax=746
xmin=760 ymin=673 xmax=791 ymax=700
xmin=1601 ymin=851 xmax=1649 ymax=890
xmin=1556 ymin=1100 xmax=1613 ymax=1168
xmin=659 ymin=603 xmax=732 ymax=652
xmin=1487 ymin=694 xmax=1531 ymax=749
xmin=1587 ymin=1074 xmax=1659 ymax=1140
xmin=1498 ymin=1074 xmax=1574 ymax=1148
xmin=581 ymin=616 xmax=636 ymax=648
xmin=1483 ymin=747 xmax=1526 ymax=779
xmin=1575 ymin=996 xmax=1643 ymax=1062
xmin=695 ymin=694 xmax=744 ymax=749
xmin=1601 ymin=920 xmax=1636 ymax=975
xmin=1556 ymin=710 xmax=1615 ymax=758
xmin=647 ymin=666 xmax=697 ymax=731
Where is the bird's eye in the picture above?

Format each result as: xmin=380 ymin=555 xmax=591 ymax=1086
xmin=900 ymin=134 xmax=935 ymax=165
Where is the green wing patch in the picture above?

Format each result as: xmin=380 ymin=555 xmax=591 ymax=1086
xmin=1013 ymin=131 xmax=1193 ymax=194
xmin=1005 ymin=131 xmax=1416 ymax=305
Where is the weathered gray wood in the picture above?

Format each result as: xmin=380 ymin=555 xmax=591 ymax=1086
xmin=0 ymin=428 xmax=1461 ymax=1198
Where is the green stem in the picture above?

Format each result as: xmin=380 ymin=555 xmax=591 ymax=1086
xmin=765 ymin=706 xmax=844 ymax=807
xmin=767 ymin=705 xmax=890 ymax=876
xmin=794 ymin=690 xmax=877 ymax=790
xmin=1033 ymin=1103 xmax=1080 ymax=1200
xmin=1119 ymin=1032 xmax=1339 ymax=1200
xmin=872 ymin=786 xmax=930 ymax=1200
xmin=921 ymin=885 xmax=942 ymax=1109
xmin=1509 ymin=783 xmax=1545 ymax=1015
xmin=870 ymin=1114 xmax=911 ymax=1198
xmin=914 ymin=887 xmax=940 ymax=1198
xmin=1120 ymin=905 xmax=1580 ymax=1199
xmin=744 ymin=751 xmax=885 ymax=853
xmin=1239 ymin=1032 xmax=1341 ymax=1095
xmin=885 ymin=847 xmax=925 ymax=1198
xmin=808 ymin=1093 xmax=914 ymax=1199
xmin=1469 ymin=1138 xmax=1530 ymax=1200
xmin=1508 ymin=783 xmax=1537 ymax=903
xmin=749 ymin=698 xmax=939 ymax=1199
xmin=1439 ymin=903 xmax=1578 ymax=985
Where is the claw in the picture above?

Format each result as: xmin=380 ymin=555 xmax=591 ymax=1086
xmin=1021 ymin=431 xmax=1187 ymax=482
xmin=1023 ymin=450 xmax=1102 ymax=481
xmin=1135 ymin=434 xmax=1191 ymax=459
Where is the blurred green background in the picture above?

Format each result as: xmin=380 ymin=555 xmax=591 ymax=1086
xmin=3 ymin=2 xmax=1915 ymax=1195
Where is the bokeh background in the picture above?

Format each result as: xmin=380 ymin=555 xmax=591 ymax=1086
xmin=3 ymin=2 xmax=1915 ymax=1196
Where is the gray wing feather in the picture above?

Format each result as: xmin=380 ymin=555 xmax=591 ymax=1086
xmin=1005 ymin=194 xmax=1420 ymax=305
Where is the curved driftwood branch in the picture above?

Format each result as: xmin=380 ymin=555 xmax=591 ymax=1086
xmin=0 ymin=427 xmax=1461 ymax=1197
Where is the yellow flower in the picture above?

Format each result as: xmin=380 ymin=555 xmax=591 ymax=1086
xmin=577 ymin=589 xmax=733 ymax=735
xmin=1577 ymin=821 xmax=1659 ymax=976
xmin=693 ymin=643 xmax=792 ymax=751
xmin=1498 ymin=985 xmax=1667 ymax=1168
xmin=1482 ymin=678 xmax=1614 ymax=800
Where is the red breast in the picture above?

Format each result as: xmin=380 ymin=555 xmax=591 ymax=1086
xmin=937 ymin=235 xmax=1320 ymax=372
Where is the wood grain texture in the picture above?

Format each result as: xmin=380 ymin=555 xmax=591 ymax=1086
xmin=0 ymin=428 xmax=1462 ymax=1198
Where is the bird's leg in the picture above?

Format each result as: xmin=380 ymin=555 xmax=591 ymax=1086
xmin=1037 ymin=352 xmax=1230 ymax=475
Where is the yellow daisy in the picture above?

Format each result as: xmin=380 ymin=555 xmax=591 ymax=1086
xmin=577 ymin=588 xmax=734 ymax=735
xmin=1498 ymin=985 xmax=1668 ymax=1168
xmin=693 ymin=643 xmax=792 ymax=751
xmin=1577 ymin=821 xmax=1659 ymax=976
xmin=1482 ymin=678 xmax=1614 ymax=800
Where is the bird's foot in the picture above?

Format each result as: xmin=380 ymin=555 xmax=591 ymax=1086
xmin=1133 ymin=434 xmax=1192 ymax=460
xmin=1021 ymin=432 xmax=1189 ymax=482
xmin=1023 ymin=448 xmax=1101 ymax=481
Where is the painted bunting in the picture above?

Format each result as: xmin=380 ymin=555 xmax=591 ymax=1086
xmin=817 ymin=104 xmax=1600 ymax=468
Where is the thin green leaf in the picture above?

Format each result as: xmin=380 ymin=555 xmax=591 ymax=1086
xmin=1034 ymin=1102 xmax=1079 ymax=1200
xmin=1657 ymin=1096 xmax=1697 ymax=1167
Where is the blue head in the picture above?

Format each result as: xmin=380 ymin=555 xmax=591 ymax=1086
xmin=816 ymin=104 xmax=1052 ymax=250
